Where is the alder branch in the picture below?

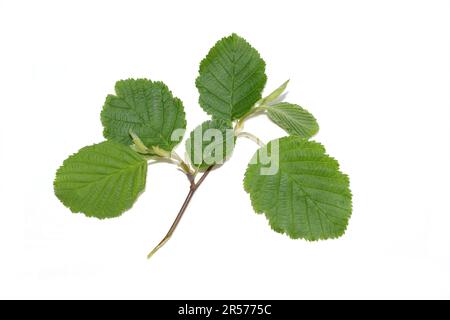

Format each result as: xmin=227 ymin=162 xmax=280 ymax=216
xmin=147 ymin=166 xmax=214 ymax=259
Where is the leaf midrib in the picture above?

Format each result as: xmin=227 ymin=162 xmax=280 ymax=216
xmin=283 ymin=172 xmax=347 ymax=228
xmin=63 ymin=161 xmax=145 ymax=192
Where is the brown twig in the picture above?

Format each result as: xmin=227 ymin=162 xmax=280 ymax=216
xmin=147 ymin=166 xmax=214 ymax=259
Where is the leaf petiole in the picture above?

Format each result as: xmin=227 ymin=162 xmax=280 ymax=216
xmin=237 ymin=132 xmax=265 ymax=147
xmin=234 ymin=106 xmax=266 ymax=134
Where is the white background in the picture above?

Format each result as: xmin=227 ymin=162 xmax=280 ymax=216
xmin=1 ymin=0 xmax=449 ymax=300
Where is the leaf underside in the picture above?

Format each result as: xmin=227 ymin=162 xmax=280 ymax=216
xmin=196 ymin=33 xmax=267 ymax=121
xmin=244 ymin=136 xmax=352 ymax=240
xmin=101 ymin=78 xmax=186 ymax=152
xmin=266 ymin=103 xmax=319 ymax=138
xmin=54 ymin=141 xmax=148 ymax=219
xmin=186 ymin=119 xmax=235 ymax=171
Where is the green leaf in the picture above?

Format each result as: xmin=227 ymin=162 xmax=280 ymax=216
xmin=186 ymin=119 xmax=235 ymax=171
xmin=54 ymin=141 xmax=148 ymax=219
xmin=244 ymin=136 xmax=352 ymax=240
xmin=101 ymin=79 xmax=186 ymax=153
xmin=259 ymin=79 xmax=289 ymax=105
xmin=196 ymin=33 xmax=267 ymax=121
xmin=266 ymin=103 xmax=319 ymax=138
